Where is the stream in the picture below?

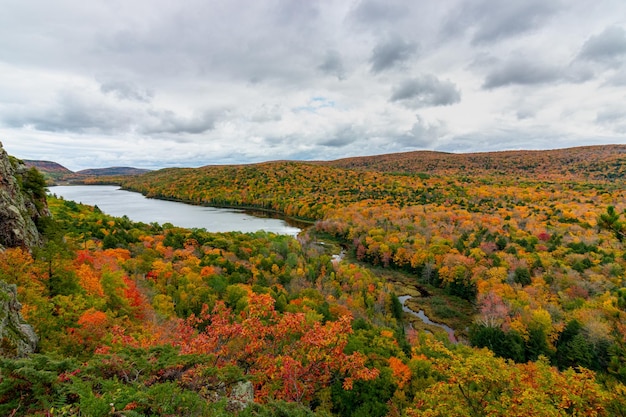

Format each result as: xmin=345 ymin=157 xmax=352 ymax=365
xmin=397 ymin=295 xmax=457 ymax=343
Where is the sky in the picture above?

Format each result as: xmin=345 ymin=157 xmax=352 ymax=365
xmin=1 ymin=0 xmax=625 ymax=171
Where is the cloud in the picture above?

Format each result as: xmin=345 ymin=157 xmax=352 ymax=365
xmin=370 ymin=37 xmax=418 ymax=73
xmin=349 ymin=0 xmax=411 ymax=28
xmin=2 ymin=86 xmax=219 ymax=137
xmin=390 ymin=75 xmax=461 ymax=108
xmin=394 ymin=115 xmax=444 ymax=148
xmin=100 ymin=80 xmax=154 ymax=102
xmin=483 ymin=59 xmax=562 ymax=89
xmin=141 ymin=109 xmax=220 ymax=135
xmin=318 ymin=50 xmax=346 ymax=80
xmin=595 ymin=108 xmax=626 ymax=125
xmin=3 ymin=90 xmax=134 ymax=133
xmin=443 ymin=0 xmax=561 ymax=44
xmin=578 ymin=26 xmax=626 ymax=64
xmin=320 ymin=125 xmax=359 ymax=147
xmin=606 ymin=68 xmax=626 ymax=85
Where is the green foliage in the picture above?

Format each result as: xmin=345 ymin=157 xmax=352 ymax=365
xmin=0 ymin=353 xmax=79 ymax=415
xmin=390 ymin=293 xmax=403 ymax=321
xmin=331 ymin=368 xmax=395 ymax=417
xmin=599 ymin=205 xmax=625 ymax=241
xmin=469 ymin=325 xmax=525 ymax=363
xmin=21 ymin=167 xmax=48 ymax=200
xmin=513 ymin=266 xmax=531 ymax=286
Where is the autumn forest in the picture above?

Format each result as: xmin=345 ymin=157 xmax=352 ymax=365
xmin=2 ymin=145 xmax=626 ymax=416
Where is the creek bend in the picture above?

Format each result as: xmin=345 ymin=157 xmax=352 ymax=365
xmin=49 ymin=185 xmax=302 ymax=236
xmin=397 ymin=295 xmax=458 ymax=343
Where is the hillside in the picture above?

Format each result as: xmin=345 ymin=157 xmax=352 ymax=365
xmin=23 ymin=160 xmax=73 ymax=182
xmin=323 ymin=145 xmax=626 ymax=181
xmin=23 ymin=160 xmax=72 ymax=175
xmin=76 ymin=166 xmax=151 ymax=176
xmin=23 ymin=160 xmax=151 ymax=184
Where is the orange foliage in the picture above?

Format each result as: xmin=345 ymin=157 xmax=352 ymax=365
xmin=389 ymin=356 xmax=412 ymax=389
xmin=75 ymin=263 xmax=104 ymax=297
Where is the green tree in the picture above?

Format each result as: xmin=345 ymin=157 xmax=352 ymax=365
xmin=599 ymin=206 xmax=625 ymax=242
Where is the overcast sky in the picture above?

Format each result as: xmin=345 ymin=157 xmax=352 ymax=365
xmin=1 ymin=0 xmax=625 ymax=170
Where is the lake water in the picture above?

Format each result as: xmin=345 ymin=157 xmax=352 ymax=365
xmin=49 ymin=185 xmax=302 ymax=236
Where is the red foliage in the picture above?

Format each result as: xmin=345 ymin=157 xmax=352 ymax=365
xmin=176 ymin=292 xmax=378 ymax=403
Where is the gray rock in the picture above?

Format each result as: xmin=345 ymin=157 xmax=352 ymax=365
xmin=228 ymin=381 xmax=254 ymax=411
xmin=0 ymin=280 xmax=38 ymax=357
xmin=0 ymin=141 xmax=49 ymax=250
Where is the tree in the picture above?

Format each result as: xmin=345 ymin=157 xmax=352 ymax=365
xmin=409 ymin=339 xmax=612 ymax=417
xmin=175 ymin=291 xmax=379 ymax=404
xmin=598 ymin=206 xmax=625 ymax=242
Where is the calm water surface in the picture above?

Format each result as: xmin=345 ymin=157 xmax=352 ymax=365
xmin=50 ymin=185 xmax=301 ymax=236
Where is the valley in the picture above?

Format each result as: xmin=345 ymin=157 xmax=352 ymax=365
xmin=1 ymin=144 xmax=626 ymax=416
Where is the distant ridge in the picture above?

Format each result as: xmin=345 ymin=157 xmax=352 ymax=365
xmin=23 ymin=160 xmax=151 ymax=184
xmin=24 ymin=160 xmax=72 ymax=175
xmin=76 ymin=167 xmax=151 ymax=176
xmin=22 ymin=144 xmax=626 ymax=183
xmin=321 ymin=144 xmax=626 ymax=181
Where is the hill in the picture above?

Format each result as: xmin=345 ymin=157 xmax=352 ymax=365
xmin=323 ymin=144 xmax=626 ymax=181
xmin=23 ymin=160 xmax=72 ymax=175
xmin=23 ymin=160 xmax=73 ymax=182
xmin=75 ymin=167 xmax=151 ymax=176
xmin=22 ymin=160 xmax=151 ymax=184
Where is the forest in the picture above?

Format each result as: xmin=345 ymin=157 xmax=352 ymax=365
xmin=2 ymin=146 xmax=626 ymax=416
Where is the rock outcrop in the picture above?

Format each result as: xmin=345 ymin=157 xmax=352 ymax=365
xmin=0 ymin=141 xmax=48 ymax=356
xmin=0 ymin=141 xmax=49 ymax=250
xmin=0 ymin=281 xmax=38 ymax=357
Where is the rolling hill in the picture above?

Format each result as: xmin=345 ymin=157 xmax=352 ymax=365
xmin=23 ymin=160 xmax=151 ymax=184
xmin=322 ymin=144 xmax=626 ymax=181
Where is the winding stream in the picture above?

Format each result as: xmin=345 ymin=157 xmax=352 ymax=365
xmin=397 ymin=295 xmax=457 ymax=343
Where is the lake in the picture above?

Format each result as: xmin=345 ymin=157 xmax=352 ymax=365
xmin=49 ymin=185 xmax=302 ymax=236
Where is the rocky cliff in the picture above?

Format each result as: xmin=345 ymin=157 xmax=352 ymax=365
xmin=0 ymin=141 xmax=47 ymax=356
xmin=0 ymin=141 xmax=49 ymax=250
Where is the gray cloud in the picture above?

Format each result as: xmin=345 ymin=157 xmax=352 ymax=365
xmin=595 ymin=108 xmax=626 ymax=125
xmin=444 ymin=0 xmax=561 ymax=44
xmin=318 ymin=50 xmax=346 ymax=80
xmin=516 ymin=108 xmax=536 ymax=120
xmin=390 ymin=75 xmax=461 ymax=108
xmin=320 ymin=126 xmax=359 ymax=147
xmin=578 ymin=26 xmax=626 ymax=64
xmin=483 ymin=59 xmax=562 ymax=89
xmin=350 ymin=0 xmax=410 ymax=27
xmin=100 ymin=80 xmax=154 ymax=102
xmin=142 ymin=109 xmax=220 ymax=135
xmin=3 ymin=91 xmax=134 ymax=133
xmin=370 ymin=37 xmax=418 ymax=73
xmin=606 ymin=69 xmax=626 ymax=85
xmin=2 ymin=87 xmax=219 ymax=137
xmin=394 ymin=116 xmax=444 ymax=148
